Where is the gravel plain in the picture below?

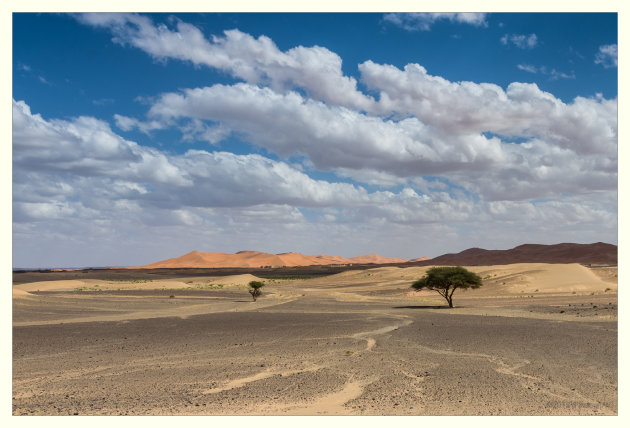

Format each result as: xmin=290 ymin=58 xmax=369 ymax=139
xmin=12 ymin=266 xmax=618 ymax=415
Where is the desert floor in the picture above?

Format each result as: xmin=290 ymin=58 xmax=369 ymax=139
xmin=13 ymin=263 xmax=617 ymax=415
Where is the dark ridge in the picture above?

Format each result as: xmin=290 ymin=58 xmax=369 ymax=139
xmin=410 ymin=242 xmax=617 ymax=266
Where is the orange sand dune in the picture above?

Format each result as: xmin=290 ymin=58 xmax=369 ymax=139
xmin=409 ymin=256 xmax=431 ymax=262
xmin=348 ymin=254 xmax=408 ymax=264
xmin=132 ymin=250 xmax=412 ymax=269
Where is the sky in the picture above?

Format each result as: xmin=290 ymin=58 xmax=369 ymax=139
xmin=12 ymin=12 xmax=618 ymax=268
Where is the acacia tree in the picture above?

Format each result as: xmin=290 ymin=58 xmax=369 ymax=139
xmin=248 ymin=281 xmax=265 ymax=302
xmin=411 ymin=266 xmax=482 ymax=308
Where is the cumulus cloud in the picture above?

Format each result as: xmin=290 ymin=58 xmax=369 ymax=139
xmin=383 ymin=13 xmax=488 ymax=31
xmin=13 ymin=100 xmax=190 ymax=186
xmin=15 ymin=99 xmax=480 ymax=226
xmin=148 ymin=83 xmax=515 ymax=181
xmin=501 ymin=33 xmax=538 ymax=49
xmin=594 ymin=44 xmax=617 ymax=68
xmin=179 ymin=119 xmax=231 ymax=144
xmin=113 ymin=114 xmax=166 ymax=134
xmin=74 ymin=13 xmax=373 ymax=110
xmin=358 ymin=61 xmax=616 ymax=157
xmin=143 ymin=75 xmax=616 ymax=202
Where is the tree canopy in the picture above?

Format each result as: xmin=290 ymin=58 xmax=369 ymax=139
xmin=248 ymin=281 xmax=265 ymax=301
xmin=411 ymin=266 xmax=482 ymax=308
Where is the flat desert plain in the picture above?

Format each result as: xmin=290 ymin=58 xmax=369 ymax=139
xmin=13 ymin=263 xmax=617 ymax=415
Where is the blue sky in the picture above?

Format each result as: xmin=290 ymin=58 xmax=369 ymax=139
xmin=12 ymin=12 xmax=618 ymax=267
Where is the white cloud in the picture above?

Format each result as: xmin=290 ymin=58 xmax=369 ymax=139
xmin=147 ymin=83 xmax=511 ymax=180
xmin=15 ymin=99 xmax=479 ymax=223
xmin=549 ymin=69 xmax=575 ymax=80
xmin=518 ymin=64 xmax=575 ymax=80
xmin=359 ymin=61 xmax=616 ymax=157
xmin=501 ymin=33 xmax=538 ymax=49
xmin=594 ymin=44 xmax=617 ymax=68
xmin=75 ymin=13 xmax=373 ymax=110
xmin=144 ymin=80 xmax=616 ymax=203
xmin=517 ymin=64 xmax=538 ymax=74
xmin=113 ymin=114 xmax=166 ymax=134
xmin=383 ymin=13 xmax=488 ymax=31
xmin=179 ymin=119 xmax=231 ymax=144
xmin=13 ymin=97 xmax=617 ymax=267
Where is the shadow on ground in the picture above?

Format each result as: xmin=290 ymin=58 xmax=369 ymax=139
xmin=392 ymin=305 xmax=451 ymax=310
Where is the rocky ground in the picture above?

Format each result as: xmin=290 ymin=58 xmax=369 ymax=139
xmin=13 ymin=276 xmax=617 ymax=415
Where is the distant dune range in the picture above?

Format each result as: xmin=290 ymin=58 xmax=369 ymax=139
xmin=129 ymin=242 xmax=615 ymax=269
xmin=129 ymin=250 xmax=409 ymax=269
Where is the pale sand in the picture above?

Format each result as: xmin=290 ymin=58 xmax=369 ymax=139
xmin=13 ymin=273 xmax=268 ymax=294
xmin=13 ymin=263 xmax=617 ymax=415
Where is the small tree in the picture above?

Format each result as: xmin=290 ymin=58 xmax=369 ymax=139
xmin=411 ymin=266 xmax=482 ymax=308
xmin=248 ymin=281 xmax=265 ymax=302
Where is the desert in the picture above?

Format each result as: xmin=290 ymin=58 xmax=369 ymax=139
xmin=13 ymin=256 xmax=617 ymax=415
xmin=13 ymin=12 xmax=618 ymax=419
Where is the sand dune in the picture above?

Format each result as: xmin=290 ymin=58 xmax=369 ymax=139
xmin=132 ymin=250 xmax=411 ymax=269
xmin=467 ymin=263 xmax=615 ymax=294
xmin=409 ymin=256 xmax=431 ymax=262
xmin=292 ymin=263 xmax=615 ymax=296
xmin=348 ymin=254 xmax=408 ymax=264
xmin=16 ymin=263 xmax=614 ymax=297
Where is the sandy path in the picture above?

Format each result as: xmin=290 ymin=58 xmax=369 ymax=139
xmin=351 ymin=318 xmax=413 ymax=351
xmin=279 ymin=379 xmax=366 ymax=415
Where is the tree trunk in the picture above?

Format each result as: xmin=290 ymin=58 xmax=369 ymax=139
xmin=447 ymin=286 xmax=456 ymax=308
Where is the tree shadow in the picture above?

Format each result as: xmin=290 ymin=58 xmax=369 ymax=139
xmin=392 ymin=305 xmax=452 ymax=309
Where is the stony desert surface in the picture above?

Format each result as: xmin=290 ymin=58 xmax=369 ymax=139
xmin=13 ymin=263 xmax=617 ymax=415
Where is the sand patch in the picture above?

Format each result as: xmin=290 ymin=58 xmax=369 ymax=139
xmin=13 ymin=288 xmax=35 ymax=299
xmin=280 ymin=379 xmax=366 ymax=415
xmin=466 ymin=263 xmax=615 ymax=294
xmin=14 ymin=280 xmax=87 ymax=292
xmin=13 ymin=274 xmax=269 ymax=294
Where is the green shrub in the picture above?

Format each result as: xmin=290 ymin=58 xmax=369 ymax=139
xmin=248 ymin=281 xmax=265 ymax=301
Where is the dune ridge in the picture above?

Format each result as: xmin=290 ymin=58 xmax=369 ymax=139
xmin=131 ymin=250 xmax=410 ymax=269
xmin=126 ymin=242 xmax=615 ymax=270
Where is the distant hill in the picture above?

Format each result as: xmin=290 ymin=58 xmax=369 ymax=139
xmin=414 ymin=242 xmax=617 ymax=266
